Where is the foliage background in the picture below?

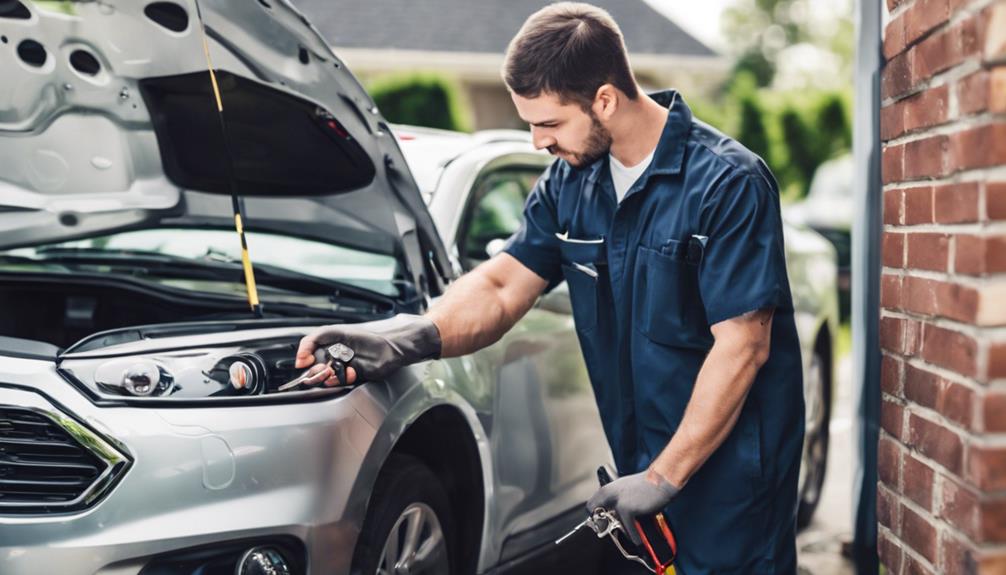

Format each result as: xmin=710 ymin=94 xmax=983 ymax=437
xmin=366 ymin=73 xmax=472 ymax=133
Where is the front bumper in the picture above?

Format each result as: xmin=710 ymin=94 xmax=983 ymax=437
xmin=0 ymin=355 xmax=376 ymax=575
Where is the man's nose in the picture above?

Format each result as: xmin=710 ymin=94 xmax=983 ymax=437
xmin=530 ymin=128 xmax=555 ymax=151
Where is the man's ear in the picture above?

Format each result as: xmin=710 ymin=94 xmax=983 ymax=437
xmin=592 ymin=84 xmax=618 ymax=121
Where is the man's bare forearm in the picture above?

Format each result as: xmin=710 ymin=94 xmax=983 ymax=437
xmin=426 ymin=255 xmax=546 ymax=357
xmin=648 ymin=308 xmax=774 ymax=488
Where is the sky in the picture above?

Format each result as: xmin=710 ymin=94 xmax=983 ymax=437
xmin=642 ymin=0 xmax=733 ymax=52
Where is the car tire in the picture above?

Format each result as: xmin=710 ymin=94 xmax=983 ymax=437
xmin=797 ymin=348 xmax=831 ymax=529
xmin=352 ymin=454 xmax=457 ymax=575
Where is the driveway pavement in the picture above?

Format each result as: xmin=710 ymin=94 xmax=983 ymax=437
xmin=797 ymin=353 xmax=856 ymax=575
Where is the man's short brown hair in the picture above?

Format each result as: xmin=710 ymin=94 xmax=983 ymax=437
xmin=503 ymin=2 xmax=639 ymax=109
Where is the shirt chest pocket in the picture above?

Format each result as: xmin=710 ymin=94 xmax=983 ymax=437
xmin=558 ymin=240 xmax=606 ymax=333
xmin=633 ymin=241 xmax=714 ymax=350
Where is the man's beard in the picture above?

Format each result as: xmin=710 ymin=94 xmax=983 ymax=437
xmin=548 ymin=112 xmax=612 ymax=168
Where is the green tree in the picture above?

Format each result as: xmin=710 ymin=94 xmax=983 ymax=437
xmin=367 ymin=73 xmax=471 ymax=132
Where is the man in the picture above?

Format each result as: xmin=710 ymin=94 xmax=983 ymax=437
xmin=296 ymin=3 xmax=804 ymax=573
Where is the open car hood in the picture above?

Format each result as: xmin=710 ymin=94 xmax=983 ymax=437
xmin=0 ymin=0 xmax=451 ymax=295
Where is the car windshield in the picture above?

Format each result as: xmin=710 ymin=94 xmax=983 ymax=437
xmin=3 ymin=228 xmax=401 ymax=297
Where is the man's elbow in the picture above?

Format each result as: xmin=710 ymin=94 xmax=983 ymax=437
xmin=749 ymin=337 xmax=772 ymax=369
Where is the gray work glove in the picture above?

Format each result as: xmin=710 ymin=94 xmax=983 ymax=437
xmin=586 ymin=470 xmax=680 ymax=546
xmin=294 ymin=314 xmax=442 ymax=386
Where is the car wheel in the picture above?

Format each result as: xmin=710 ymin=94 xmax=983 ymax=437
xmin=797 ymin=349 xmax=831 ymax=529
xmin=352 ymin=454 xmax=456 ymax=575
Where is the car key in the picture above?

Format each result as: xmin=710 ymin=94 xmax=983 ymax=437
xmin=279 ymin=343 xmax=355 ymax=391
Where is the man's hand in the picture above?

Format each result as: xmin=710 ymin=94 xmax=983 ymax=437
xmin=585 ymin=469 xmax=680 ymax=545
xmin=294 ymin=314 xmax=441 ymax=387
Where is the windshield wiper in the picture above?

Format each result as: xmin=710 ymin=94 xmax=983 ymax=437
xmin=17 ymin=247 xmax=400 ymax=308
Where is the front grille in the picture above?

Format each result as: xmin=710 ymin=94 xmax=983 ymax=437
xmin=0 ymin=403 xmax=129 ymax=515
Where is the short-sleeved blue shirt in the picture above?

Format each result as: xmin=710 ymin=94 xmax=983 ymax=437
xmin=504 ymin=91 xmax=805 ymax=574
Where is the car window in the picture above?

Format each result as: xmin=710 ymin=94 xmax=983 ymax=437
xmin=460 ymin=169 xmax=541 ymax=269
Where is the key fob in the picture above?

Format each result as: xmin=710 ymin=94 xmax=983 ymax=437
xmin=326 ymin=343 xmax=355 ymax=386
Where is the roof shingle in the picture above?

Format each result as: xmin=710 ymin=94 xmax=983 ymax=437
xmin=293 ymin=0 xmax=717 ymax=58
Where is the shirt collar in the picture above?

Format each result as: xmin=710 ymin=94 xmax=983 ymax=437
xmin=587 ymin=89 xmax=692 ymax=183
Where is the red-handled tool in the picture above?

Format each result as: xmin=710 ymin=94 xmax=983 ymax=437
xmin=597 ymin=466 xmax=679 ymax=575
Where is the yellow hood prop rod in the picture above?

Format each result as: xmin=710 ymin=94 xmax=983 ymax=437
xmin=192 ymin=0 xmax=263 ymax=318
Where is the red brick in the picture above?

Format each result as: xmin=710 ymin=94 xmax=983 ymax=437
xmin=989 ymin=183 xmax=1006 ymax=221
xmin=934 ymin=182 xmax=980 ymax=224
xmin=906 ymin=233 xmax=950 ymax=272
xmin=885 ymin=188 xmax=905 ymax=225
xmin=905 ymin=319 xmax=924 ymax=357
xmin=884 ymin=50 xmax=916 ymax=101
xmin=921 ymin=324 xmax=978 ymax=377
xmin=882 ymin=355 xmax=903 ymax=395
xmin=992 ymin=67 xmax=1006 ymax=112
xmin=951 ymin=123 xmax=1006 ymax=172
xmin=948 ymin=0 xmax=970 ymax=13
xmin=967 ymin=446 xmax=1006 ymax=491
xmin=879 ymin=484 xmax=900 ymax=533
xmin=985 ymin=4 xmax=1006 ymax=62
xmin=958 ymin=69 xmax=990 ymax=116
xmin=905 ymin=135 xmax=951 ymax=179
xmin=886 ymin=14 xmax=908 ymax=60
xmin=904 ymin=363 xmax=974 ymax=428
xmin=977 ymin=553 xmax=1006 ymax=574
xmin=908 ymin=412 xmax=965 ymax=473
xmin=905 ymin=0 xmax=950 ymax=45
xmin=940 ymin=533 xmax=979 ymax=575
xmin=879 ymin=434 xmax=903 ymax=489
xmin=904 ymin=85 xmax=949 ymax=133
xmin=912 ymin=16 xmax=982 ymax=82
xmin=904 ymin=553 xmax=936 ymax=575
xmin=981 ymin=498 xmax=1006 ymax=543
xmin=983 ymin=393 xmax=1006 ymax=432
xmin=882 ymin=274 xmax=904 ymax=310
xmin=901 ymin=277 xmax=979 ymax=323
xmin=884 ymin=232 xmax=906 ymax=268
xmin=940 ymin=476 xmax=980 ymax=539
xmin=955 ymin=235 xmax=1006 ymax=276
xmin=879 ymin=529 xmax=903 ymax=574
xmin=904 ymin=186 xmax=934 ymax=224
xmin=904 ymin=455 xmax=936 ymax=509
xmin=883 ymin=398 xmax=906 ymax=440
xmin=977 ymin=554 xmax=1006 ymax=570
xmin=882 ymin=101 xmax=906 ymax=141
xmin=902 ymin=504 xmax=938 ymax=563
xmin=881 ymin=316 xmax=905 ymax=354
xmin=990 ymin=342 xmax=1006 ymax=379
xmin=884 ymin=144 xmax=905 ymax=184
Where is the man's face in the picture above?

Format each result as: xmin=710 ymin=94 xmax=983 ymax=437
xmin=512 ymin=91 xmax=612 ymax=168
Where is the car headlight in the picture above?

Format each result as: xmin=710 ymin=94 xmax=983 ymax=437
xmin=59 ymin=337 xmax=327 ymax=401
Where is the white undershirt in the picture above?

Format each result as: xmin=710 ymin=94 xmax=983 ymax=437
xmin=609 ymin=148 xmax=656 ymax=203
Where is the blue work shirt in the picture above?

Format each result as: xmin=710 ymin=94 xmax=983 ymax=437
xmin=503 ymin=91 xmax=805 ymax=574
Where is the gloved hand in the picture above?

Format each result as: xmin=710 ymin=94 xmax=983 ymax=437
xmin=586 ymin=469 xmax=680 ymax=545
xmin=294 ymin=314 xmax=442 ymax=386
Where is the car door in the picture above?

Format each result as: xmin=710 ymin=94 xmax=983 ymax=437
xmin=456 ymin=162 xmax=613 ymax=559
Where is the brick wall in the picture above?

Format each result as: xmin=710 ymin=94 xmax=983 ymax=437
xmin=879 ymin=0 xmax=1006 ymax=572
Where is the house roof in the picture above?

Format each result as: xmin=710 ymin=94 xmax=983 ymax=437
xmin=292 ymin=0 xmax=718 ymax=58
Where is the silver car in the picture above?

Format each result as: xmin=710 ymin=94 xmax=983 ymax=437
xmin=0 ymin=2 xmax=837 ymax=574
